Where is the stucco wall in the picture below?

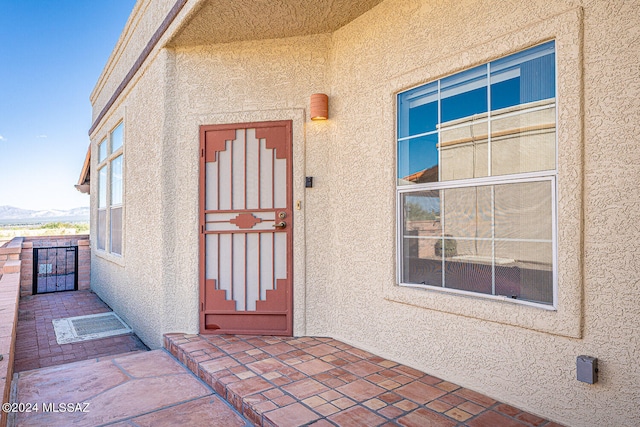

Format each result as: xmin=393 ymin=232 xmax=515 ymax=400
xmin=91 ymin=34 xmax=332 ymax=348
xmin=311 ymin=1 xmax=639 ymax=426
xmin=90 ymin=51 xmax=168 ymax=349
xmin=168 ymin=34 xmax=332 ymax=338
xmin=89 ymin=0 xmax=640 ymax=425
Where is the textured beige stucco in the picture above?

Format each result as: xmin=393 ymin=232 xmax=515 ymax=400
xmin=169 ymin=0 xmax=384 ymax=47
xmin=90 ymin=0 xmax=640 ymax=425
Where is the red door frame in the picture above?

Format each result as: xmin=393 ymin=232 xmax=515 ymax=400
xmin=199 ymin=120 xmax=293 ymax=335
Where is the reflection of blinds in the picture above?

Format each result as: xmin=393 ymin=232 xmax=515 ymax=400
xmin=489 ymin=68 xmax=520 ymax=85
xmin=491 ymin=41 xmax=554 ymax=73
xmin=521 ymin=55 xmax=555 ymax=103
xmin=407 ymin=87 xmax=438 ymax=108
xmin=441 ymin=66 xmax=487 ymax=99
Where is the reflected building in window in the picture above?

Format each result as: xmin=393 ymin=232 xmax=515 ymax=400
xmin=398 ymin=41 xmax=556 ymax=305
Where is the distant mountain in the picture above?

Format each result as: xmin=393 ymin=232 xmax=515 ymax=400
xmin=0 ymin=205 xmax=90 ymax=221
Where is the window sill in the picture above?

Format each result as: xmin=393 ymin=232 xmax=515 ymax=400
xmin=384 ymin=282 xmax=580 ymax=338
xmin=94 ymin=248 xmax=125 ymax=267
xmin=398 ymin=282 xmax=556 ymax=310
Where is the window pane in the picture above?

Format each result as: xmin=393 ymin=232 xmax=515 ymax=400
xmin=111 ymin=122 xmax=123 ymax=152
xmin=396 ymin=44 xmax=556 ymax=306
xmin=442 ymin=186 xmax=493 ymax=293
xmin=97 ymin=209 xmax=106 ymax=250
xmin=444 ymin=240 xmax=493 ymax=294
xmin=494 ymin=181 xmax=552 ymax=240
xmin=402 ymin=191 xmax=442 ymax=286
xmin=98 ymin=139 xmax=107 ymax=163
xmin=110 ymin=207 xmax=123 ymax=255
xmin=397 ymin=82 xmax=438 ymax=138
xmin=443 ymin=186 xmax=492 ymax=239
xmin=490 ymin=41 xmax=555 ymax=111
xmin=398 ymin=134 xmax=438 ymax=185
xmin=441 ymin=65 xmax=488 ymax=123
xmin=491 ymin=105 xmax=556 ymax=176
xmin=495 ymin=241 xmax=553 ymax=304
xmin=111 ymin=155 xmax=123 ymax=205
xmin=440 ymin=121 xmax=488 ymax=180
xmin=98 ymin=167 xmax=107 ymax=208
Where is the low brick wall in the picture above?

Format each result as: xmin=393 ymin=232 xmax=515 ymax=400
xmin=0 ymin=235 xmax=90 ymax=426
xmin=19 ymin=235 xmax=90 ymax=296
xmin=0 ymin=260 xmax=20 ymax=427
xmin=0 ymin=238 xmax=22 ymax=281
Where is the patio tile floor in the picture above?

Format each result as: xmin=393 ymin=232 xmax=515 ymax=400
xmin=14 ymin=290 xmax=148 ymax=372
xmin=166 ymin=334 xmax=564 ymax=427
xmin=13 ymin=350 xmax=250 ymax=426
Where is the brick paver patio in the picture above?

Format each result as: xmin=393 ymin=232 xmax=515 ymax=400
xmin=9 ymin=290 xmax=564 ymax=426
xmin=166 ymin=334 xmax=564 ymax=427
xmin=14 ymin=290 xmax=148 ymax=372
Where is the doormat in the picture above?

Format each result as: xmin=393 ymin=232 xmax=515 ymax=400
xmin=52 ymin=312 xmax=132 ymax=345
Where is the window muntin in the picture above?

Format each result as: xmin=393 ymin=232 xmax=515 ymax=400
xmin=397 ymin=42 xmax=556 ymax=306
xmin=398 ymin=41 xmax=556 ymax=186
xmin=96 ymin=122 xmax=124 ymax=256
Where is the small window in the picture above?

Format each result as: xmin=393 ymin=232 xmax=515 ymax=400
xmin=98 ymin=139 xmax=107 ymax=163
xmin=96 ymin=122 xmax=124 ymax=256
xmin=111 ymin=123 xmax=123 ymax=152
xmin=397 ymin=41 xmax=556 ymax=306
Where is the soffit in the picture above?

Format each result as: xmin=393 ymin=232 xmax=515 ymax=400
xmin=169 ymin=0 xmax=384 ymax=47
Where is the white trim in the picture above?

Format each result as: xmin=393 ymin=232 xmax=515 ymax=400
xmin=395 ymin=42 xmax=558 ymax=308
xmin=398 ymin=172 xmax=556 ymax=192
xmin=403 ymin=236 xmax=553 ymax=243
xmin=398 ymin=282 xmax=557 ymax=311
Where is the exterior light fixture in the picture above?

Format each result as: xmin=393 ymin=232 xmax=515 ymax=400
xmin=310 ymin=93 xmax=328 ymax=120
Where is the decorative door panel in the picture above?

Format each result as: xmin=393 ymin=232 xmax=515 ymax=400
xmin=200 ymin=121 xmax=292 ymax=335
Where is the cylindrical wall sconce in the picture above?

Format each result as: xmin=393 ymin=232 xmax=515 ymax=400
xmin=310 ymin=93 xmax=328 ymax=120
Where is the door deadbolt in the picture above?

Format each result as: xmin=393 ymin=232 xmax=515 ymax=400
xmin=279 ymin=212 xmax=286 ymax=219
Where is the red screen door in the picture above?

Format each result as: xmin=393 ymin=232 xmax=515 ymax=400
xmin=199 ymin=121 xmax=293 ymax=335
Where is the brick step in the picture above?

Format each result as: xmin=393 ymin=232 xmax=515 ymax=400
xmin=164 ymin=333 xmax=559 ymax=427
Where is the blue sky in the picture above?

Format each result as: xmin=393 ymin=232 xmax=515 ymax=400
xmin=0 ymin=0 xmax=135 ymax=210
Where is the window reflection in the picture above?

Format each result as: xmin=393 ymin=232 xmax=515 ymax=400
xmin=491 ymin=103 xmax=556 ymax=176
xmin=400 ymin=182 xmax=554 ymax=304
xmin=397 ymin=41 xmax=556 ymax=184
xmin=397 ymin=134 xmax=438 ymax=184
xmin=397 ymin=82 xmax=438 ymax=139
xmin=490 ymin=42 xmax=555 ymax=110
xmin=111 ymin=155 xmax=123 ymax=206
xmin=111 ymin=123 xmax=124 ymax=152
xmin=396 ymin=42 xmax=556 ymax=305
xmin=402 ymin=191 xmax=442 ymax=286
xmin=440 ymin=120 xmax=488 ymax=180
xmin=441 ymin=65 xmax=488 ymax=123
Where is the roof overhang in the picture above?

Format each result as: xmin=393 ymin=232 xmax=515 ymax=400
xmin=75 ymin=144 xmax=91 ymax=194
xmin=168 ymin=0 xmax=384 ymax=47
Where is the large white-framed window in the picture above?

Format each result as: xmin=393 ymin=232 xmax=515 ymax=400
xmin=397 ymin=41 xmax=557 ymax=307
xmin=97 ymin=122 xmax=124 ymax=256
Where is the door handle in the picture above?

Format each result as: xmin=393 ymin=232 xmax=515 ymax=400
xmin=274 ymin=221 xmax=287 ymax=229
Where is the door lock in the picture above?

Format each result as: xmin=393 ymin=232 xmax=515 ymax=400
xmin=279 ymin=212 xmax=287 ymax=219
xmin=274 ymin=221 xmax=287 ymax=229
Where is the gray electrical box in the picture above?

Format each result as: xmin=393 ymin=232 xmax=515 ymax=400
xmin=577 ymin=355 xmax=598 ymax=384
